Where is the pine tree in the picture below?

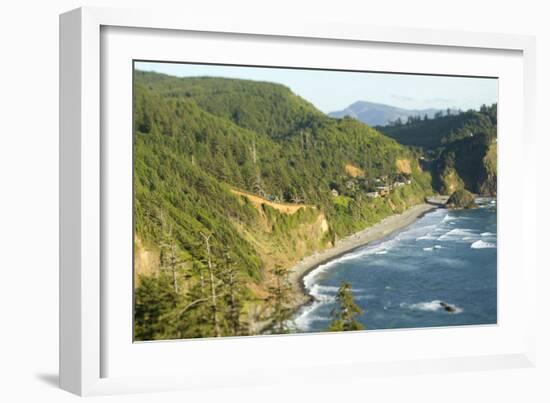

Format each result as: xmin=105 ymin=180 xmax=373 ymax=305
xmin=329 ymin=282 xmax=364 ymax=331
xmin=158 ymin=211 xmax=185 ymax=294
xmin=220 ymin=251 xmax=247 ymax=336
xmin=266 ymin=266 xmax=293 ymax=334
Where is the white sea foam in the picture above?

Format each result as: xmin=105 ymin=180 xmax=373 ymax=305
xmin=316 ymin=285 xmax=339 ymax=293
xmin=416 ymin=234 xmax=437 ymax=241
xmin=481 ymin=232 xmax=495 ymax=237
xmin=437 ymin=228 xmax=476 ymax=241
xmin=302 ymin=249 xmax=366 ymax=290
xmin=434 ymin=245 xmax=443 ymax=249
xmin=423 ymin=247 xmax=433 ymax=252
xmin=401 ymin=300 xmax=463 ymax=314
xmin=303 ymin=234 xmax=404 ymax=291
xmin=471 ymin=240 xmax=496 ymax=249
xmin=294 ymin=304 xmax=326 ymax=330
xmin=307 ymin=284 xmax=337 ymax=302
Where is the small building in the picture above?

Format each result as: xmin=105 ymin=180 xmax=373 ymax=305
xmin=376 ymin=186 xmax=390 ymax=197
xmin=331 ymin=188 xmax=339 ymax=197
xmin=393 ymin=181 xmax=405 ymax=188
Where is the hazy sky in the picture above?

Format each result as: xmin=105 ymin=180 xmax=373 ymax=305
xmin=135 ymin=61 xmax=498 ymax=114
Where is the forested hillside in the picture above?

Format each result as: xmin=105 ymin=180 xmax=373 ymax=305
xmin=133 ymin=71 xmax=433 ymax=340
xmin=377 ymin=105 xmax=496 ymax=149
xmin=377 ymin=104 xmax=497 ymax=196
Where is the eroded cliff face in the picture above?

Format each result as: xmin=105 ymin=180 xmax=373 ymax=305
xmin=436 ymin=137 xmax=497 ymax=197
xmin=134 ymin=237 xmax=161 ymax=280
xmin=134 ymin=197 xmax=330 ymax=293
xmin=479 ymin=142 xmax=497 ymax=196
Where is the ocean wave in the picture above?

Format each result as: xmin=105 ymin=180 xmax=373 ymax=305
xmin=315 ymin=285 xmax=339 ymax=293
xmin=416 ymin=234 xmax=437 ymax=241
xmin=471 ymin=240 xmax=496 ymax=249
xmin=437 ymin=228 xmax=476 ymax=241
xmin=294 ymin=305 xmax=327 ymax=330
xmin=303 ymin=234 xmax=405 ymax=290
xmin=400 ymin=223 xmax=437 ymax=239
xmin=481 ymin=232 xmax=495 ymax=237
xmin=423 ymin=245 xmax=443 ymax=252
xmin=302 ymin=249 xmax=366 ymax=290
xmin=308 ymin=284 xmax=337 ymax=302
xmin=401 ymin=300 xmax=463 ymax=314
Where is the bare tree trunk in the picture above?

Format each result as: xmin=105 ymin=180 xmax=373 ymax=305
xmin=227 ymin=269 xmax=241 ymax=336
xmin=201 ymin=233 xmax=221 ymax=337
xmin=251 ymin=139 xmax=257 ymax=164
xmin=170 ymin=241 xmax=178 ymax=294
xmin=199 ymin=268 xmax=205 ymax=298
xmin=159 ymin=212 xmax=179 ymax=294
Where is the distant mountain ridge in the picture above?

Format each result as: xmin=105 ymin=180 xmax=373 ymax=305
xmin=329 ymin=100 xmax=453 ymax=126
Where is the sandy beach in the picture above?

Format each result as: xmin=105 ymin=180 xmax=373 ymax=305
xmin=288 ymin=203 xmax=437 ymax=307
xmin=252 ymin=202 xmax=438 ymax=334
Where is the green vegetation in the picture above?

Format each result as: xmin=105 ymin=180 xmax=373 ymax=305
xmin=133 ymin=71 xmax=434 ymax=340
xmin=329 ymin=282 xmax=364 ymax=331
xmin=266 ymin=266 xmax=294 ymax=334
xmin=378 ymin=105 xmax=496 ymax=149
xmin=446 ymin=189 xmax=477 ymax=209
xmin=434 ymin=130 xmax=497 ymax=195
xmin=378 ymin=104 xmax=497 ymax=196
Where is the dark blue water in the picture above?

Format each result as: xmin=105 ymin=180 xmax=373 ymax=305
xmin=294 ymin=200 xmax=497 ymax=332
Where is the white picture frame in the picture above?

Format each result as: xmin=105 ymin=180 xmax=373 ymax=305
xmin=60 ymin=6 xmax=538 ymax=396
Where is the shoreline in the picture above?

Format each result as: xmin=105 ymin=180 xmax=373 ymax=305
xmin=253 ymin=202 xmax=439 ymax=334
xmin=287 ymin=203 xmax=438 ymax=318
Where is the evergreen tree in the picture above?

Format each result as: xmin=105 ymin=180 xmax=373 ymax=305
xmin=329 ymin=282 xmax=364 ymax=331
xmin=220 ymin=251 xmax=248 ymax=336
xmin=266 ymin=266 xmax=293 ymax=334
xmin=134 ymin=273 xmax=178 ymax=340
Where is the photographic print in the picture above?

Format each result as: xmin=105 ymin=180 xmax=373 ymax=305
xmin=133 ymin=62 xmax=497 ymax=341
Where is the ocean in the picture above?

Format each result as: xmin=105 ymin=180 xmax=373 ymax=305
xmin=294 ymin=199 xmax=497 ymax=332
